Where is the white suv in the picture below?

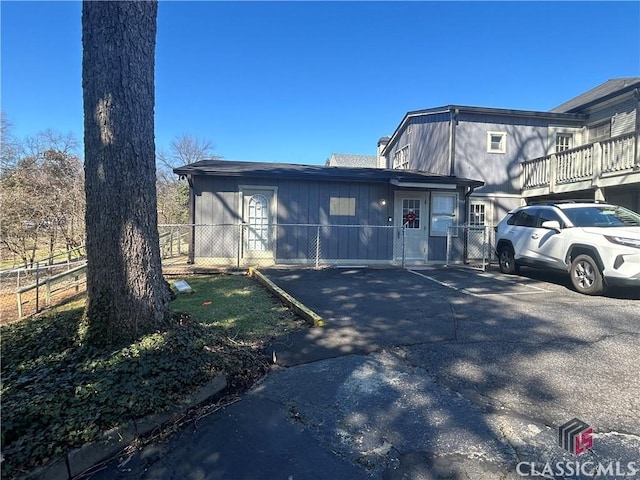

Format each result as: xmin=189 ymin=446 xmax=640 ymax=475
xmin=495 ymin=202 xmax=640 ymax=295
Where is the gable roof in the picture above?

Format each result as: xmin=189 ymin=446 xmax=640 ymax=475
xmin=326 ymin=153 xmax=377 ymax=168
xmin=550 ymin=78 xmax=640 ymax=113
xmin=174 ymin=159 xmax=484 ymax=189
xmin=382 ymin=105 xmax=585 ymax=156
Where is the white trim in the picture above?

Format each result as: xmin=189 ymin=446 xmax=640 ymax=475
xmin=392 ymin=144 xmax=410 ymax=169
xmin=430 ymin=192 xmax=458 ymax=237
xmin=239 ymin=185 xmax=278 ymax=259
xmin=547 ymin=125 xmax=583 ymax=155
xmin=487 ymin=131 xmax=507 ymax=154
xmin=390 ymin=179 xmax=456 ymax=189
xmin=469 ymin=192 xmax=523 ymax=198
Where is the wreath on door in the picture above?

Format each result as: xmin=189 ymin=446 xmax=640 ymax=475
xmin=404 ymin=211 xmax=417 ymax=224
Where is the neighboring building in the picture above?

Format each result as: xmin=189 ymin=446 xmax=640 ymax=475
xmin=379 ymin=78 xmax=640 ymax=230
xmin=326 ymin=153 xmax=378 ymax=168
xmin=528 ymin=78 xmax=640 ymax=211
xmin=174 ymin=160 xmax=482 ymax=266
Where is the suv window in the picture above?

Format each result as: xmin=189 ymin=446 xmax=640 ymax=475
xmin=509 ymin=209 xmax=538 ymax=227
xmin=536 ymin=209 xmax=564 ymax=228
xmin=564 ymin=206 xmax=640 ymax=227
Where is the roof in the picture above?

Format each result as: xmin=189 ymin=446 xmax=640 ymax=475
xmin=326 ymin=153 xmax=377 ymax=168
xmin=550 ymin=78 xmax=640 ymax=113
xmin=382 ymin=104 xmax=586 ymax=156
xmin=174 ymin=159 xmax=484 ymax=189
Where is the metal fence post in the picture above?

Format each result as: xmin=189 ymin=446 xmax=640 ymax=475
xmin=483 ymin=226 xmax=487 ymax=271
xmin=402 ymin=226 xmax=406 ymax=268
xmin=237 ymin=224 xmax=242 ymax=269
xmin=315 ymin=225 xmax=320 ymax=269
xmin=446 ymin=227 xmax=451 ymax=267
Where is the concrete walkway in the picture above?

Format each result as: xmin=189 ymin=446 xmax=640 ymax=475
xmin=89 ymin=267 xmax=640 ymax=479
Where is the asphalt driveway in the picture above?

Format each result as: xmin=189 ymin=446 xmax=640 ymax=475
xmin=91 ymin=266 xmax=640 ymax=479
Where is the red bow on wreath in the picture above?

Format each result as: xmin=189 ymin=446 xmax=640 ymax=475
xmin=404 ymin=212 xmax=417 ymax=224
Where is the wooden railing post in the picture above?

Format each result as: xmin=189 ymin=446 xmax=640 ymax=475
xmin=549 ymin=154 xmax=557 ymax=193
xmin=592 ymin=141 xmax=603 ymax=189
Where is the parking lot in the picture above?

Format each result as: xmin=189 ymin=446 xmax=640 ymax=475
xmin=261 ymin=266 xmax=640 ymax=476
xmin=94 ymin=265 xmax=640 ymax=479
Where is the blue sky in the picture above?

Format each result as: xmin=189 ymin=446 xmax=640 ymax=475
xmin=2 ymin=1 xmax=639 ymax=166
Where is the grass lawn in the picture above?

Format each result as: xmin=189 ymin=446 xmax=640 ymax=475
xmin=0 ymin=274 xmax=306 ymax=479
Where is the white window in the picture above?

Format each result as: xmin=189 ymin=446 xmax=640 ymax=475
xmin=487 ymin=132 xmax=506 ymax=154
xmin=392 ymin=145 xmax=409 ymax=169
xmin=431 ymin=193 xmax=457 ymax=236
xmin=555 ymin=133 xmax=573 ymax=152
xmin=329 ymin=197 xmax=356 ymax=216
xmin=247 ymin=194 xmax=269 ymax=251
xmin=402 ymin=198 xmax=421 ymax=228
xmin=469 ymin=202 xmax=486 ymax=226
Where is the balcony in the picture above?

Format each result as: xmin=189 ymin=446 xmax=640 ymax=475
xmin=521 ymin=131 xmax=640 ymax=198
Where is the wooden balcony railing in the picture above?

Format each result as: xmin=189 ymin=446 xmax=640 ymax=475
xmin=522 ymin=131 xmax=639 ymax=193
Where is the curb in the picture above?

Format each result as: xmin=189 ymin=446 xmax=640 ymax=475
xmin=24 ymin=375 xmax=227 ymax=480
xmin=248 ymin=267 xmax=325 ymax=327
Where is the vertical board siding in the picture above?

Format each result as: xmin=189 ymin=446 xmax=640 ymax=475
xmin=455 ymin=116 xmax=548 ymax=195
xmin=410 ymin=115 xmax=451 ymax=174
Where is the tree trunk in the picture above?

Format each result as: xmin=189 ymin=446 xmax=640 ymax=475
xmin=81 ymin=0 xmax=171 ymax=347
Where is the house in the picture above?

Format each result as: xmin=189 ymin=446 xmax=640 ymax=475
xmin=173 ymin=160 xmax=483 ymax=267
xmin=525 ymin=78 xmax=640 ymax=211
xmin=174 ymin=78 xmax=638 ymax=268
xmin=379 ymin=78 xmax=640 ymax=229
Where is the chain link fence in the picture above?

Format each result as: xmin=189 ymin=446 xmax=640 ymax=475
xmin=4 ymin=223 xmax=493 ymax=323
xmin=446 ymin=225 xmax=493 ymax=271
xmin=159 ymin=224 xmax=408 ymax=269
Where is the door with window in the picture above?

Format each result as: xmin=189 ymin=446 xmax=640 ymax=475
xmin=468 ymin=201 xmax=489 ymax=262
xmin=394 ymin=193 xmax=428 ymax=262
xmin=242 ymin=189 xmax=275 ymax=262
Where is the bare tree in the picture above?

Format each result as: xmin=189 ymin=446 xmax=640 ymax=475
xmin=0 ymin=131 xmax=84 ymax=267
xmin=156 ymin=134 xmax=219 ymax=224
xmin=157 ymin=133 xmax=216 ymax=173
xmin=82 ymin=0 xmax=171 ymax=347
xmin=1 ymin=113 xmax=20 ymax=170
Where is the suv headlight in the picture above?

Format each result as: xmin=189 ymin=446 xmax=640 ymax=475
xmin=604 ymin=235 xmax=640 ymax=249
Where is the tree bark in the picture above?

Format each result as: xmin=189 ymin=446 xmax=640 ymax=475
xmin=81 ymin=0 xmax=171 ymax=347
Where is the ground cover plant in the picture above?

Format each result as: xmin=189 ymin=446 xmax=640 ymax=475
xmin=0 ymin=274 xmax=305 ymax=479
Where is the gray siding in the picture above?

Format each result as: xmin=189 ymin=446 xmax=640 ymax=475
xmin=585 ymin=95 xmax=638 ymax=139
xmin=386 ymin=113 xmax=451 ymax=174
xmin=396 ymin=113 xmax=451 ymax=174
xmin=409 ymin=114 xmax=451 ymax=174
xmin=454 ymin=115 xmax=549 ymax=195
xmin=192 ymin=175 xmax=397 ymax=261
xmin=276 ymin=180 xmax=394 ymax=261
xmin=611 ymin=97 xmax=637 ymax=137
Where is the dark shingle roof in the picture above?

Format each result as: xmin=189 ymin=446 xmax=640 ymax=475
xmin=174 ymin=159 xmax=484 ymax=188
xmin=550 ymin=78 xmax=640 ymax=113
xmin=326 ymin=153 xmax=378 ymax=168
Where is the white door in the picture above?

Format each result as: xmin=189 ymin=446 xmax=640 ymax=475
xmin=394 ymin=193 xmax=428 ymax=262
xmin=243 ymin=189 xmax=275 ymax=262
xmin=468 ymin=201 xmax=489 ymax=261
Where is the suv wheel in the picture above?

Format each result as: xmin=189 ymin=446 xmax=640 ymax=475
xmin=498 ymin=246 xmax=519 ymax=274
xmin=570 ymin=254 xmax=604 ymax=295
